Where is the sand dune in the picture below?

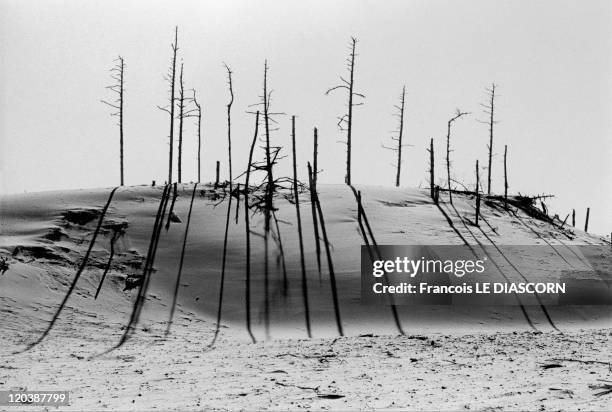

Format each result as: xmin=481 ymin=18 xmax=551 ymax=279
xmin=1 ymin=184 xmax=611 ymax=409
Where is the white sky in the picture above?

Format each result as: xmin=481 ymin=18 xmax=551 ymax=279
xmin=1 ymin=0 xmax=611 ymax=235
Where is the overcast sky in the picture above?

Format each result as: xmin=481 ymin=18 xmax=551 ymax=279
xmin=1 ymin=0 xmax=610 ymax=235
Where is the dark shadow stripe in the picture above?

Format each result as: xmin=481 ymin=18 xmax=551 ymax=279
xmin=165 ymin=183 xmax=198 ymax=336
xmin=309 ymin=163 xmax=343 ymax=336
xmin=17 ymin=186 xmax=119 ymax=353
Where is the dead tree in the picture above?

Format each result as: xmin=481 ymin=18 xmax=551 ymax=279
xmin=382 ymin=85 xmax=407 ymax=187
xmin=262 ymin=61 xmax=273 ymax=229
xmin=101 ymin=56 xmax=125 ymax=186
xmin=445 ymin=109 xmax=469 ymax=204
xmin=292 ymin=116 xmax=312 ymax=337
xmin=234 ymin=183 xmax=241 ymax=224
xmin=325 ymin=37 xmax=365 ymax=185
xmin=585 ymin=207 xmax=590 ymax=232
xmin=157 ymin=26 xmax=179 ymax=184
xmin=175 ymin=68 xmax=198 ymax=184
xmin=475 ymin=159 xmax=481 ymax=226
xmin=165 ymin=183 xmax=178 ymax=230
xmin=572 ymin=209 xmax=576 ymax=227
xmin=504 ymin=144 xmax=508 ymax=207
xmin=193 ymin=90 xmax=202 ymax=183
xmin=250 ymin=62 xmax=284 ymax=230
xmin=177 ymin=63 xmax=185 ymax=183
xmin=311 ymin=127 xmax=322 ymax=275
xmin=478 ymin=83 xmax=498 ymax=195
xmin=428 ymin=138 xmax=435 ymax=201
xmin=224 ymin=63 xmax=234 ymax=185
xmin=215 ymin=161 xmax=220 ymax=188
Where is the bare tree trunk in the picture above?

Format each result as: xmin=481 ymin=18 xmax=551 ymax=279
xmin=346 ymin=39 xmax=355 ymax=185
xmin=313 ymin=128 xmax=318 ymax=191
xmin=475 ymin=160 xmax=480 ymax=226
xmin=101 ymin=56 xmax=125 ymax=186
xmin=584 ymin=207 xmax=590 ymax=232
xmin=383 ymin=86 xmax=406 ymax=187
xmin=119 ymin=59 xmax=124 ymax=185
xmin=224 ymin=63 xmax=234 ymax=185
xmin=446 ymin=120 xmax=452 ymax=204
xmin=325 ymin=37 xmax=364 ymax=186
xmin=165 ymin=182 xmax=178 ymax=230
xmin=262 ymin=62 xmax=273 ymax=337
xmin=485 ymin=83 xmax=497 ymax=195
xmin=168 ymin=27 xmax=178 ymax=184
xmin=312 ymin=127 xmax=322 ymax=275
xmin=292 ymin=116 xmax=312 ymax=338
xmin=193 ymin=90 xmax=202 ymax=183
xmin=262 ymin=61 xmax=274 ymax=234
xmin=572 ymin=209 xmax=576 ymax=227
xmin=446 ymin=110 xmax=469 ymax=205
xmin=177 ymin=63 xmax=184 ymax=183
xmin=429 ymin=138 xmax=435 ymax=201
xmin=234 ymin=183 xmax=240 ymax=224
xmin=504 ymin=144 xmax=508 ymax=208
xmin=395 ymin=86 xmax=405 ymax=187
xmin=215 ymin=161 xmax=220 ymax=188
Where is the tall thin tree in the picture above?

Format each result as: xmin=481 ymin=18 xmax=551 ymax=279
xmin=445 ymin=109 xmax=469 ymax=204
xmin=475 ymin=159 xmax=481 ymax=226
xmin=503 ymin=144 xmax=508 ymax=208
xmin=325 ymin=37 xmax=365 ymax=185
xmin=156 ymin=26 xmax=179 ymax=184
xmin=101 ymin=56 xmax=125 ymax=186
xmin=382 ymin=85 xmax=407 ymax=187
xmin=428 ymin=138 xmax=435 ymax=201
xmin=478 ymin=83 xmax=498 ymax=195
xmin=311 ymin=127 xmax=322 ymax=275
xmin=177 ymin=63 xmax=185 ymax=183
xmin=224 ymin=63 xmax=234 ymax=185
xmin=193 ymin=89 xmax=202 ymax=183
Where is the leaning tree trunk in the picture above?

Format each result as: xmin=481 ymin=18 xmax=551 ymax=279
xmin=395 ymin=86 xmax=405 ymax=187
xmin=311 ymin=127 xmax=322 ymax=275
xmin=292 ymin=116 xmax=312 ymax=338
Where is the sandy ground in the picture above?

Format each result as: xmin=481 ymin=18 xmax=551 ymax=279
xmin=2 ymin=321 xmax=612 ymax=410
xmin=1 ymin=184 xmax=611 ymax=410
